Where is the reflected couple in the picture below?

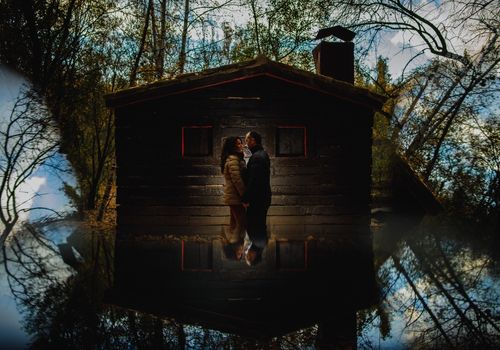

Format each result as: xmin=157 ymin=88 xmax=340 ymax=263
xmin=220 ymin=131 xmax=271 ymax=266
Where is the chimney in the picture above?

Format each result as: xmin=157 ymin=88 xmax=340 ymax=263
xmin=312 ymin=26 xmax=356 ymax=84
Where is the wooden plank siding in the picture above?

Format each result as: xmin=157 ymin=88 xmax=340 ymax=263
xmin=114 ymin=76 xmax=373 ymax=239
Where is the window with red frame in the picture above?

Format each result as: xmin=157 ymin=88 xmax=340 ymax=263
xmin=182 ymin=126 xmax=213 ymax=157
xmin=276 ymin=126 xmax=307 ymax=157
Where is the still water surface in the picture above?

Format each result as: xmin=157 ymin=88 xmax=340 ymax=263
xmin=0 ymin=218 xmax=499 ymax=349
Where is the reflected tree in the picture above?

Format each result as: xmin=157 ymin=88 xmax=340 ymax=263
xmin=363 ymin=221 xmax=500 ymax=349
xmin=2 ymin=222 xmax=319 ymax=349
xmin=1 ymin=223 xmax=68 ymax=308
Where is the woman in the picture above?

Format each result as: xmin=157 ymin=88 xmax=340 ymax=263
xmin=221 ymin=136 xmax=247 ymax=260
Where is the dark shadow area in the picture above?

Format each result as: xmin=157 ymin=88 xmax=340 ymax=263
xmin=107 ymin=235 xmax=378 ymax=348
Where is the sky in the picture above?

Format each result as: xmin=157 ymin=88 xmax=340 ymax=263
xmin=0 ymin=67 xmax=77 ymax=346
xmin=211 ymin=1 xmax=426 ymax=78
xmin=0 ymin=65 xmax=76 ymax=225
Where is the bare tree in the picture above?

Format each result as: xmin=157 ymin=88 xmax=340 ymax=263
xmin=368 ymin=226 xmax=500 ymax=348
xmin=0 ymin=0 xmax=124 ymax=222
xmin=328 ymin=0 xmax=493 ymax=64
xmin=130 ymin=0 xmax=153 ymax=86
xmin=178 ymin=0 xmax=191 ymax=73
xmin=156 ymin=0 xmax=169 ymax=78
xmin=248 ymin=0 xmax=262 ymax=54
xmin=0 ymin=88 xmax=59 ymax=245
xmin=330 ymin=0 xmax=499 ymax=218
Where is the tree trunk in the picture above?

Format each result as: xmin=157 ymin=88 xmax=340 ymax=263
xmin=130 ymin=1 xmax=152 ymax=86
xmin=19 ymin=0 xmax=44 ymax=85
xmin=408 ymin=241 xmax=486 ymax=342
xmin=404 ymin=70 xmax=465 ymax=158
xmin=391 ymin=254 xmax=453 ymax=346
xmin=46 ymin=0 xmax=78 ymax=81
xmin=249 ymin=0 xmax=261 ymax=54
xmin=422 ymin=104 xmax=461 ymax=180
xmin=392 ymin=74 xmax=430 ymax=142
xmin=156 ymin=0 xmax=168 ymax=78
xmin=178 ymin=0 xmax=190 ymax=74
xmin=149 ymin=0 xmax=158 ymax=65
xmin=423 ymin=57 xmax=500 ymax=180
xmin=432 ymin=235 xmax=500 ymax=333
xmin=0 ymin=225 xmax=14 ymax=247
xmin=176 ymin=323 xmax=186 ymax=349
xmin=97 ymin=165 xmax=114 ymax=222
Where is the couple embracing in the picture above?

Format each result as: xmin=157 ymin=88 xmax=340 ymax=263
xmin=221 ymin=131 xmax=271 ymax=266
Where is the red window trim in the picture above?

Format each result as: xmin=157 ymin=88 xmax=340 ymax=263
xmin=180 ymin=240 xmax=213 ymax=272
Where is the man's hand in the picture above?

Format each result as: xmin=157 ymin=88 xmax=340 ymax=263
xmin=242 ymin=202 xmax=250 ymax=208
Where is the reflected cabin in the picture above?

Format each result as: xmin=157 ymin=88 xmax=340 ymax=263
xmin=105 ymin=29 xmax=439 ymax=271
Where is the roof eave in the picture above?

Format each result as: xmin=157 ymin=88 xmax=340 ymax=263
xmin=105 ymin=56 xmax=387 ymax=110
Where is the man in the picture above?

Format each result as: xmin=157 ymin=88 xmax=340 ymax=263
xmin=242 ymin=131 xmax=272 ymax=266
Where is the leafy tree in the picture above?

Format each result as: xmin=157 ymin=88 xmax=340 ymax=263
xmin=0 ymin=0 xmax=122 ymax=220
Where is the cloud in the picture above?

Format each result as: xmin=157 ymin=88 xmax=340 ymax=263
xmin=29 ymin=158 xmax=77 ymax=221
xmin=362 ymin=30 xmax=430 ymax=79
xmin=388 ymin=1 xmax=492 ymax=60
xmin=1 ymin=66 xmax=75 ymax=226
xmin=15 ymin=176 xmax=47 ymax=223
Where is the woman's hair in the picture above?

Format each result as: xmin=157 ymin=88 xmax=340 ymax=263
xmin=222 ymin=241 xmax=243 ymax=260
xmin=220 ymin=136 xmax=243 ymax=173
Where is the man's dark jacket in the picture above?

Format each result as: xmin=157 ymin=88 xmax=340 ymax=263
xmin=241 ymin=145 xmax=271 ymax=206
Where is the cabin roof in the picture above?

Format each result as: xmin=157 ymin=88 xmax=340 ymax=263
xmin=104 ymin=55 xmax=386 ymax=109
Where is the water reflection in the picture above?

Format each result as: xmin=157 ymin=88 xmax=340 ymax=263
xmin=109 ymin=234 xmax=376 ymax=349
xmin=0 ymin=218 xmax=499 ymax=349
xmin=363 ymin=217 xmax=500 ymax=349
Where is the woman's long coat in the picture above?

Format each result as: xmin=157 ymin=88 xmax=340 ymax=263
xmin=223 ymin=155 xmax=246 ymax=205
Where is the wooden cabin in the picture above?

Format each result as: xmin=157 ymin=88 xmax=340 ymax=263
xmin=104 ymin=34 xmax=386 ymax=339
xmin=103 ymin=30 xmax=440 ymax=343
xmin=104 ymin=38 xmax=384 ymax=345
xmin=105 ymin=48 xmax=386 ymax=248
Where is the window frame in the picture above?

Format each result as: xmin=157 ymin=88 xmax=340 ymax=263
xmin=181 ymin=125 xmax=213 ymax=158
xmin=181 ymin=240 xmax=213 ymax=272
xmin=275 ymin=125 xmax=308 ymax=157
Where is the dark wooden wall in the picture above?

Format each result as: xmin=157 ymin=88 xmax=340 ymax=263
xmin=115 ymin=75 xmax=373 ymax=239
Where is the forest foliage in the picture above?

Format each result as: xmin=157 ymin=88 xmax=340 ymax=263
xmin=0 ymin=0 xmax=498 ymax=232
